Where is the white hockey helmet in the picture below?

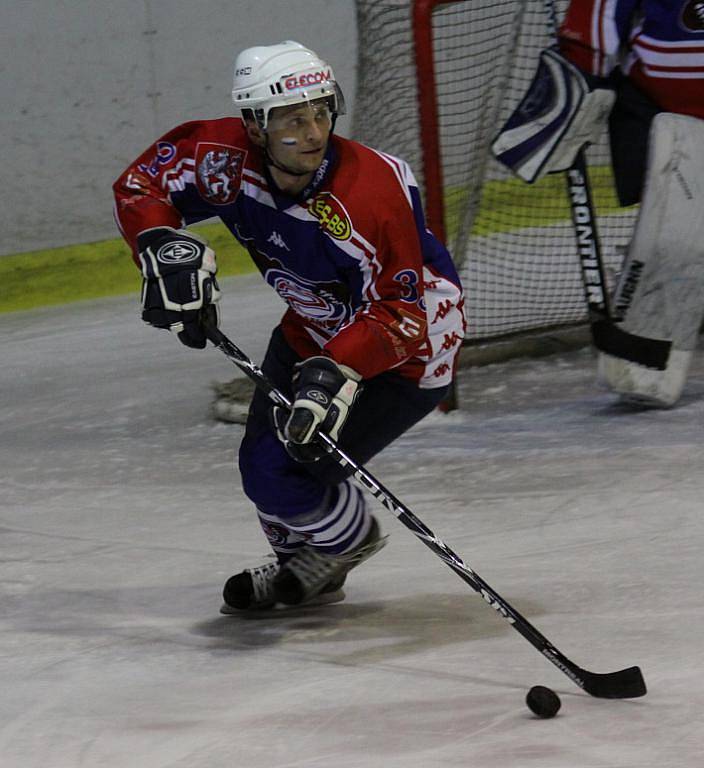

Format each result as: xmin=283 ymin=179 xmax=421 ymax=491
xmin=232 ymin=41 xmax=345 ymax=130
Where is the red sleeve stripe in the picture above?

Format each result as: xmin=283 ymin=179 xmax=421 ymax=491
xmin=592 ymin=0 xmax=621 ymax=76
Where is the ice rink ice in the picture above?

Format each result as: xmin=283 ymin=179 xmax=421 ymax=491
xmin=2 ymin=274 xmax=703 ymax=767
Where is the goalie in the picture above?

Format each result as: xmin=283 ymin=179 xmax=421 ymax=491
xmin=492 ymin=1 xmax=704 ymax=406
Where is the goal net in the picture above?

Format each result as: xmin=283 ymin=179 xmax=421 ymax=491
xmin=353 ymin=0 xmax=638 ymax=342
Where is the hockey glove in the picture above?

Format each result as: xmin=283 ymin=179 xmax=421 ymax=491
xmin=491 ymin=48 xmax=615 ymax=183
xmin=273 ymin=356 xmax=361 ymax=462
xmin=137 ymin=227 xmax=221 ymax=349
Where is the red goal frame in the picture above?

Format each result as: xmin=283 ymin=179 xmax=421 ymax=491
xmin=412 ymin=0 xmax=462 ymax=245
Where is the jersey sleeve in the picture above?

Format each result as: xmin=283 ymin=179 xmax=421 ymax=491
xmin=559 ymin=0 xmax=640 ymax=78
xmin=323 ymin=161 xmax=430 ymax=379
xmin=113 ymin=121 xmax=221 ymax=264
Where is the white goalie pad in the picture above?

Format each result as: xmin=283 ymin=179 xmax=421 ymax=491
xmin=599 ymin=112 xmax=704 ymax=406
xmin=491 ymin=49 xmax=615 ymax=183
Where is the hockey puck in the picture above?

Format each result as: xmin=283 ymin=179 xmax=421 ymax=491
xmin=526 ymin=685 xmax=561 ymax=718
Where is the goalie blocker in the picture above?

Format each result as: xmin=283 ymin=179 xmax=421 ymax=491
xmin=598 ymin=112 xmax=704 ymax=406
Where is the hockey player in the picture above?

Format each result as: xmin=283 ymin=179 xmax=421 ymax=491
xmin=492 ymin=1 xmax=704 ymax=406
xmin=113 ymin=42 xmax=465 ymax=611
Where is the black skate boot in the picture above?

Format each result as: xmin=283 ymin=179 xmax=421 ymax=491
xmin=272 ymin=516 xmax=387 ymax=606
xmin=220 ymin=558 xmax=347 ymax=614
xmin=221 ymin=560 xmax=279 ymax=612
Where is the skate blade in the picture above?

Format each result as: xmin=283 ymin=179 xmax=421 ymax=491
xmin=219 ymin=587 xmax=345 ymax=616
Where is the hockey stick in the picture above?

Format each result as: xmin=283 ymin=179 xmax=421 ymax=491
xmin=206 ymin=322 xmax=646 ymax=699
xmin=544 ymin=0 xmax=671 ymax=370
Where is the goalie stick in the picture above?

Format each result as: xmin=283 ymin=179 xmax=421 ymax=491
xmin=544 ymin=1 xmax=671 ymax=371
xmin=205 ymin=322 xmax=646 ymax=699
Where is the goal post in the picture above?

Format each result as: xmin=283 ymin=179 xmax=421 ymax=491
xmin=353 ymin=0 xmax=638 ymax=344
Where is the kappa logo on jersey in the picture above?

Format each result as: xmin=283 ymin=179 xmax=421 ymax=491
xmin=308 ymin=192 xmax=352 ymax=240
xmin=267 ymin=231 xmax=290 ymax=250
xmin=441 ymin=332 xmax=463 ymax=351
xmin=195 ymin=142 xmax=246 ymax=205
xmin=156 ymin=240 xmax=201 ymax=264
xmin=682 ymin=1 xmax=704 ymax=31
xmin=433 ymin=363 xmax=451 ymax=378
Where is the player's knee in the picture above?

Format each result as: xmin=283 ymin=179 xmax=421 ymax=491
xmin=238 ymin=430 xmax=327 ymax=517
xmin=239 ymin=431 xmax=286 ymax=507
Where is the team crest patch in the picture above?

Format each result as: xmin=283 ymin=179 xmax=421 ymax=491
xmin=308 ymin=192 xmax=352 ymax=240
xmin=260 ymin=520 xmax=291 ymax=547
xmin=682 ymin=0 xmax=704 ymax=30
xmin=268 ymin=267 xmax=353 ymax=325
xmin=195 ymin=142 xmax=246 ymax=205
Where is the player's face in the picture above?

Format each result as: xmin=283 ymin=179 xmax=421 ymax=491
xmin=265 ymin=100 xmax=332 ymax=174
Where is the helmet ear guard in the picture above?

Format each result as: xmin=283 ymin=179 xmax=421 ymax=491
xmin=232 ymin=41 xmax=345 ymax=131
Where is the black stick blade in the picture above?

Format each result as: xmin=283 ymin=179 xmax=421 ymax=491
xmin=582 ymin=665 xmax=647 ymax=699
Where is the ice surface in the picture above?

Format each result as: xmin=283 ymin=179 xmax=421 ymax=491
xmin=2 ymin=274 xmax=703 ymax=767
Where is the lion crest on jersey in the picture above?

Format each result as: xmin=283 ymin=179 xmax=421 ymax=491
xmin=682 ymin=0 xmax=704 ymax=30
xmin=196 ymin=142 xmax=246 ymax=205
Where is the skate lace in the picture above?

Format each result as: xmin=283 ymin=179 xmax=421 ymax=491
xmin=247 ymin=561 xmax=279 ymax=603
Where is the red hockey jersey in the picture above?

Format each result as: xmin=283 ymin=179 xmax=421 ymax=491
xmin=113 ymin=119 xmax=465 ymax=387
xmin=560 ymin=0 xmax=704 ymax=118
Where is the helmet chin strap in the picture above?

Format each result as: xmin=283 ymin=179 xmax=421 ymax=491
xmin=264 ymin=140 xmax=311 ymax=178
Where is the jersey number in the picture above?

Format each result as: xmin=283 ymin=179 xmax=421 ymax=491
xmin=394 ymin=269 xmax=420 ymax=303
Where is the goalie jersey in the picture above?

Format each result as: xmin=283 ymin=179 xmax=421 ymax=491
xmin=559 ymin=0 xmax=704 ymax=119
xmin=113 ymin=119 xmax=465 ymax=388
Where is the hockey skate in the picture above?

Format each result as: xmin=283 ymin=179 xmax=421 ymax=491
xmin=273 ymin=516 xmax=387 ymax=606
xmin=220 ymin=557 xmax=347 ymax=614
xmin=210 ymin=376 xmax=255 ymax=424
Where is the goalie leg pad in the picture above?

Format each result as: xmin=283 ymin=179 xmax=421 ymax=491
xmin=599 ymin=112 xmax=704 ymax=405
xmin=599 ymin=349 xmax=693 ymax=407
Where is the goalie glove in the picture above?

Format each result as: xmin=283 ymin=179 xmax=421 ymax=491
xmin=137 ymin=226 xmax=221 ymax=349
xmin=491 ymin=48 xmax=615 ymax=183
xmin=273 ymin=356 xmax=362 ymax=462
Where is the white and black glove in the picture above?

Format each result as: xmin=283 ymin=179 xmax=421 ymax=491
xmin=137 ymin=226 xmax=221 ymax=349
xmin=491 ymin=48 xmax=615 ymax=183
xmin=273 ymin=356 xmax=362 ymax=462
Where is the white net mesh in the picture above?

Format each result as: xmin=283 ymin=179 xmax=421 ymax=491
xmin=353 ymin=0 xmax=638 ymax=341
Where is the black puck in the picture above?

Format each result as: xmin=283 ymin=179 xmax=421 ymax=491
xmin=526 ymin=685 xmax=561 ymax=718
